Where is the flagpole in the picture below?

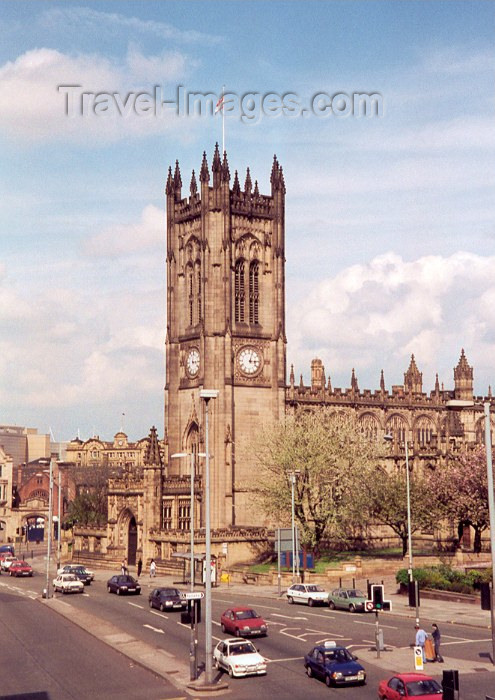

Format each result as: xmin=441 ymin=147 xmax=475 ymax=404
xmin=222 ymin=84 xmax=225 ymax=155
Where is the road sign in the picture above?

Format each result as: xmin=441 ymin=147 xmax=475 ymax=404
xmin=414 ymin=646 xmax=424 ymax=671
xmin=180 ymin=591 xmax=204 ymax=600
xmin=365 ymin=601 xmax=374 ymax=612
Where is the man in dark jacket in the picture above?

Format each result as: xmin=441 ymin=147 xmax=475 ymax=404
xmin=431 ymin=623 xmax=443 ymax=662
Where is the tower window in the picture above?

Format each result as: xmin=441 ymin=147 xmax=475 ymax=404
xmin=249 ymin=261 xmax=259 ymax=324
xmin=187 ymin=265 xmax=194 ymax=326
xmin=235 ymin=259 xmax=245 ymax=323
xmin=196 ymin=264 xmax=201 ymax=323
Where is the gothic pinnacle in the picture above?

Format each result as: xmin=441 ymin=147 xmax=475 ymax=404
xmin=212 ymin=142 xmax=221 ymax=171
xmin=173 ymin=160 xmax=182 ymax=189
xmin=190 ymin=169 xmax=197 ymax=195
xmin=166 ymin=165 xmax=174 ymax=195
xmin=244 ymin=167 xmax=252 ymax=194
xmin=200 ymin=151 xmax=209 ymax=183
xmin=232 ymin=169 xmax=240 ymax=195
xmin=222 ymin=150 xmax=230 ymax=181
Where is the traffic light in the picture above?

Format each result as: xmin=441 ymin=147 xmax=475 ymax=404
xmin=370 ymin=584 xmax=392 ymax=611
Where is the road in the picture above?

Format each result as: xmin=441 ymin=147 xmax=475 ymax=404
xmin=1 ymin=570 xmax=494 ymax=699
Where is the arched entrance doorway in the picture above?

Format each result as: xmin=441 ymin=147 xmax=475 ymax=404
xmin=128 ymin=517 xmax=137 ymax=565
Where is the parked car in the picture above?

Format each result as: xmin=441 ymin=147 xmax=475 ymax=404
xmin=0 ymin=555 xmax=17 ymax=572
xmin=57 ymin=564 xmax=93 ymax=585
xmin=328 ymin=587 xmax=368 ymax=613
xmin=220 ymin=607 xmax=268 ymax=637
xmin=213 ymin=638 xmax=267 ymax=678
xmin=304 ymin=640 xmax=366 ymax=687
xmin=148 ymin=587 xmax=186 ymax=611
xmin=52 ymin=573 xmax=85 ymax=594
xmin=0 ymin=544 xmax=15 ymax=556
xmin=107 ymin=574 xmax=141 ymax=595
xmin=378 ymin=672 xmax=443 ymax=699
xmin=9 ymin=560 xmax=33 ymax=577
xmin=287 ymin=583 xmax=329 ymax=606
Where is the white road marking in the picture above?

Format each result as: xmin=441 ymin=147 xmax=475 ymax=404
xmin=212 ymin=620 xmax=221 ymax=626
xmin=213 ymin=597 xmax=275 ymax=611
xmin=143 ymin=624 xmax=164 ymax=634
xmin=266 ymin=656 xmax=304 ymax=663
xmin=149 ymin=609 xmax=168 ymax=619
xmin=353 ymin=620 xmax=397 ymax=629
xmin=128 ymin=602 xmax=143 ymax=609
xmin=272 ymin=613 xmax=308 ymax=621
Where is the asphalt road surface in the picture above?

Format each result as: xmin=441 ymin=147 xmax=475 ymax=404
xmin=1 ymin=573 xmax=494 ymax=699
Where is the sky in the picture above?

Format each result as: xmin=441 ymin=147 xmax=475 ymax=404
xmin=1 ymin=1 xmax=494 ymax=442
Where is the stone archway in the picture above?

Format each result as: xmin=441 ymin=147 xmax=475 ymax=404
xmin=128 ymin=517 xmax=137 ymax=565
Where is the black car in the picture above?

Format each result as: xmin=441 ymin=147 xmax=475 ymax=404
xmin=59 ymin=565 xmax=92 ymax=585
xmin=304 ymin=641 xmax=366 ymax=687
xmin=107 ymin=574 xmax=141 ymax=595
xmin=148 ymin=587 xmax=187 ymax=612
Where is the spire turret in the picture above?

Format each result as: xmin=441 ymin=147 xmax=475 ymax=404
xmin=222 ymin=150 xmax=230 ymax=182
xmin=351 ymin=368 xmax=359 ymax=392
xmin=199 ymin=151 xmax=209 ymax=183
xmin=173 ymin=160 xmax=182 ymax=201
xmin=190 ymin=169 xmax=197 ymax=196
xmin=144 ymin=426 xmax=162 ymax=466
xmin=244 ymin=167 xmax=252 ymax=194
xmin=212 ymin=142 xmax=222 ymax=187
xmin=454 ymin=349 xmax=473 ymax=400
xmin=404 ymin=354 xmax=422 ymax=394
xmin=166 ymin=166 xmax=174 ymax=195
xmin=232 ymin=170 xmax=240 ymax=196
xmin=380 ymin=369 xmax=385 ymax=393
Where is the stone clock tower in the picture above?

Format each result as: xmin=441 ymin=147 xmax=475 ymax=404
xmin=165 ymin=145 xmax=286 ymax=529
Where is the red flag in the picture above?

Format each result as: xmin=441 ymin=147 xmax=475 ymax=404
xmin=215 ymin=95 xmax=225 ymax=114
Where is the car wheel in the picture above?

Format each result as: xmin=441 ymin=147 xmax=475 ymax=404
xmin=306 ymin=665 xmax=313 ymax=678
xmin=160 ymin=603 xmax=165 ymax=612
xmin=328 ymin=601 xmax=336 ymax=610
xmin=149 ymin=600 xmax=153 ymax=608
xmin=235 ymin=628 xmax=241 ymax=637
xmin=349 ymin=604 xmax=356 ymax=613
xmin=288 ymin=596 xmax=294 ymax=604
xmin=308 ymin=598 xmax=314 ymax=607
xmin=117 ymin=587 xmax=121 ymax=595
xmin=213 ymin=657 xmax=219 ymax=669
xmin=325 ymin=674 xmax=332 ymax=688
xmin=228 ymin=666 xmax=234 ymax=678
xmin=107 ymin=585 xmax=112 ymax=593
xmin=221 ymin=623 xmax=226 ymax=633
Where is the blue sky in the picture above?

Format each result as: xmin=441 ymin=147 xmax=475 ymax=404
xmin=1 ymin=1 xmax=494 ymax=441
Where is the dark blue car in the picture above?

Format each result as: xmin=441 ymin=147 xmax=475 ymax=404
xmin=304 ymin=641 xmax=366 ymax=687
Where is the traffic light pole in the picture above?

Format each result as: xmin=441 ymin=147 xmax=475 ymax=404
xmin=375 ymin=611 xmax=380 ymax=659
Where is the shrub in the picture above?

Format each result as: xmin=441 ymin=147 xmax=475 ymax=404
xmin=396 ymin=566 xmax=485 ymax=594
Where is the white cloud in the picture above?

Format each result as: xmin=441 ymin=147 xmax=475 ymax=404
xmin=0 ymin=47 xmax=195 ymax=143
xmin=288 ymin=251 xmax=495 ymax=393
xmin=84 ymin=204 xmax=164 ymax=257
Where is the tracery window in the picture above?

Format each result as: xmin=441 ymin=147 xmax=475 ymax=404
xmin=235 ymin=259 xmax=245 ymax=323
xmin=187 ymin=265 xmax=194 ymax=326
xmin=358 ymin=413 xmax=379 ymax=441
xmin=249 ymin=261 xmax=259 ymax=324
xmin=178 ymin=500 xmax=190 ymax=530
xmin=196 ymin=263 xmax=202 ymax=323
xmin=386 ymin=415 xmax=407 ymax=445
xmin=162 ymin=502 xmax=172 ymax=530
xmin=415 ymin=416 xmax=435 ymax=446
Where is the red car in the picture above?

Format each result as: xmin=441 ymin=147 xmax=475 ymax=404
xmin=220 ymin=606 xmax=268 ymax=637
xmin=378 ymin=673 xmax=443 ymax=699
xmin=9 ymin=560 xmax=33 ymax=577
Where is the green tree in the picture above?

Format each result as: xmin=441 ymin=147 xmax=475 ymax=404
xmin=362 ymin=466 xmax=434 ymax=556
xmin=66 ymin=464 xmax=110 ymax=527
xmin=253 ymin=408 xmax=385 ymax=556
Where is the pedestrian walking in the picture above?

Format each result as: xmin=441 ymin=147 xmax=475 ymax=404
xmin=150 ymin=558 xmax=156 ymax=578
xmin=415 ymin=624 xmax=427 ymax=662
xmin=431 ymin=623 xmax=443 ymax=662
xmin=121 ymin=557 xmax=127 ymax=575
xmin=137 ymin=557 xmax=142 ymax=578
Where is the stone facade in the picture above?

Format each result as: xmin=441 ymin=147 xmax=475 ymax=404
xmin=71 ymin=148 xmax=493 ymax=568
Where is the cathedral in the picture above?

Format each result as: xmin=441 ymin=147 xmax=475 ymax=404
xmin=69 ymin=146 xmax=492 ymax=569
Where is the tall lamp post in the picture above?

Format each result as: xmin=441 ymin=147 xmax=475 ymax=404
xmin=384 ymin=434 xmax=418 ymax=622
xmin=40 ymin=458 xmax=54 ymax=598
xmin=199 ymin=389 xmax=219 ymax=687
xmin=289 ymin=470 xmax=300 ymax=583
xmin=446 ymin=399 xmax=495 ymax=665
xmin=171 ymin=449 xmax=206 ymax=681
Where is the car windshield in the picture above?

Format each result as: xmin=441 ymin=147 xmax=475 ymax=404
xmin=347 ymin=589 xmax=364 ymax=598
xmin=235 ymin=610 xmax=259 ymax=620
xmin=230 ymin=643 xmax=257 ymax=656
xmin=324 ymin=649 xmax=353 ymax=663
xmin=307 ymin=585 xmax=324 ymax=592
xmin=160 ymin=589 xmax=179 ymax=596
xmin=16 ymin=561 xmax=29 ymax=566
xmin=406 ymin=680 xmax=442 ymax=695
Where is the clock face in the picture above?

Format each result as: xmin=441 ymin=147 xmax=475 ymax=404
xmin=238 ymin=346 xmax=262 ymax=375
xmin=186 ymin=348 xmax=200 ymax=377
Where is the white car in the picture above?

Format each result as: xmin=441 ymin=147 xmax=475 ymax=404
xmin=0 ymin=556 xmax=17 ymax=572
xmin=52 ymin=573 xmax=85 ymax=594
xmin=213 ymin=638 xmax=267 ymax=678
xmin=287 ymin=583 xmax=329 ymax=606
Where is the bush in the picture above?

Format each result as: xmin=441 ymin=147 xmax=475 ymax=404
xmin=396 ymin=566 xmax=488 ymax=594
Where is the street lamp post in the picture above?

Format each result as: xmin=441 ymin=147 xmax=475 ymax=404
xmin=40 ymin=458 xmax=54 ymax=598
xmin=385 ymin=435 xmax=418 ymax=621
xmin=56 ymin=462 xmax=62 ymax=570
xmin=171 ymin=449 xmax=206 ymax=681
xmin=289 ymin=471 xmax=300 ymax=583
xmin=199 ymin=388 xmax=219 ymax=687
xmin=446 ymin=399 xmax=495 ymax=665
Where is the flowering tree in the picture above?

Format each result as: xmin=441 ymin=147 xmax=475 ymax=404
xmin=252 ymin=408 xmax=385 ymax=556
xmin=429 ymin=447 xmax=490 ymax=553
xmin=362 ymin=466 xmax=434 ymax=556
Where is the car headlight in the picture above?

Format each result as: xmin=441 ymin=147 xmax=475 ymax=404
xmin=358 ymin=671 xmax=365 ymax=679
xmin=331 ymin=672 xmax=343 ymax=679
